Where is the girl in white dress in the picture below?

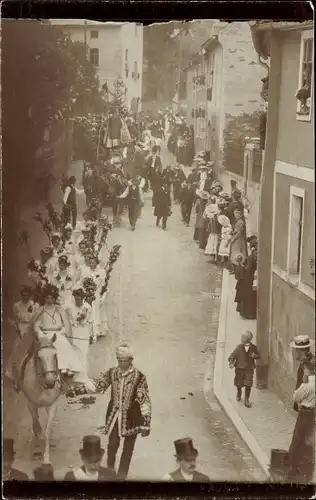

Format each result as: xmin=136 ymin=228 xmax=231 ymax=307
xmin=74 ymin=239 xmax=89 ymax=274
xmin=47 ymin=232 xmax=67 ymax=277
xmin=62 ymin=224 xmax=77 ymax=271
xmin=204 ymin=198 xmax=219 ymax=262
xmin=65 ymin=289 xmax=93 ymax=374
xmin=217 ymin=214 xmax=232 ymax=266
xmin=78 ymin=255 xmax=106 ymax=340
xmin=51 ymin=255 xmax=75 ymax=307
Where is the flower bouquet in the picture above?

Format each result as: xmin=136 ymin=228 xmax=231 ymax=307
xmin=83 ymin=277 xmax=97 ymax=305
xmin=100 ymin=244 xmax=121 ymax=296
xmin=77 ymin=307 xmax=88 ymax=323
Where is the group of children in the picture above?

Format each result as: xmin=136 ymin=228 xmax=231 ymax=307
xmin=6 ymin=203 xmax=115 ymax=393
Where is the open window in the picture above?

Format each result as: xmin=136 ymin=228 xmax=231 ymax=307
xmin=296 ymin=30 xmax=313 ymax=121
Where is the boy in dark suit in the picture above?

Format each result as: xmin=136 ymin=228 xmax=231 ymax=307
xmin=228 ymin=331 xmax=260 ymax=408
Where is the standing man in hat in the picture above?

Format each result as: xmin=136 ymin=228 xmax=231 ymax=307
xmin=163 ymin=438 xmax=210 ymax=482
xmin=117 ymin=177 xmax=144 ymax=231
xmin=96 ymin=342 xmax=151 ymax=480
xmin=290 ymin=335 xmax=315 ymax=412
xmin=64 ymin=435 xmax=116 ymax=481
xmin=63 ymin=176 xmax=84 ymax=230
xmin=288 ymin=360 xmax=315 ymax=483
xmin=171 ymin=164 xmax=186 ymax=203
xmin=3 ymin=438 xmax=29 ymax=480
xmin=228 ymin=331 xmax=260 ymax=408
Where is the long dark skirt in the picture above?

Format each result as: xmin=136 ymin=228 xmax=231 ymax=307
xmin=288 ymin=407 xmax=315 ymax=483
xmin=239 ymin=275 xmax=257 ymax=319
xmin=193 ymin=228 xmax=203 ymax=243
xmin=234 ymin=280 xmax=243 ymax=313
xmin=199 ymin=228 xmax=208 ymax=250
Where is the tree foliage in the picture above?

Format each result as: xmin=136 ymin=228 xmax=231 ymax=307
xmin=143 ymin=22 xmax=192 ymax=101
xmin=2 ymin=19 xmax=103 ymax=292
xmin=2 ymin=20 xmax=102 ymax=205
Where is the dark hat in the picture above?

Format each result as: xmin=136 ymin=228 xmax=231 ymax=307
xmin=80 ymin=435 xmax=104 ymax=458
xmin=4 ymin=438 xmax=15 ymax=457
xmin=174 ymin=438 xmax=198 ymax=460
xmin=58 ymin=255 xmax=70 ymax=266
xmin=72 ymin=288 xmax=86 ymax=298
xmin=20 ymin=285 xmax=32 ymax=296
xmin=42 ymin=284 xmax=59 ymax=300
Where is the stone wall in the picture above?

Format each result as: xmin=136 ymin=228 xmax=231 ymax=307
xmin=269 ymin=273 xmax=315 ymax=409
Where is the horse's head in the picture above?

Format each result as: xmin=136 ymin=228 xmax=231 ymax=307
xmin=35 ymin=335 xmax=58 ymax=389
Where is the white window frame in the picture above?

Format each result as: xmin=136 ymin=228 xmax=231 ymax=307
xmin=296 ymin=29 xmax=313 ymax=122
xmin=286 ymin=186 xmax=305 ymax=286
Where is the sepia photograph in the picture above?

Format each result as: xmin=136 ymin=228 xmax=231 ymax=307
xmin=2 ymin=12 xmax=315 ymax=492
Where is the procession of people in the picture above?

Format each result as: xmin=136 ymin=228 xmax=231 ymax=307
xmin=4 ymin=104 xmax=314 ymax=484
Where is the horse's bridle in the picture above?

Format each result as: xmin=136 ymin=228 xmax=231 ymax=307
xmin=34 ymin=343 xmax=60 ymax=390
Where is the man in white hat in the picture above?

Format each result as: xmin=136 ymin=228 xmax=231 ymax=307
xmin=96 ymin=342 xmax=151 ymax=480
xmin=288 ymin=359 xmax=315 ymax=483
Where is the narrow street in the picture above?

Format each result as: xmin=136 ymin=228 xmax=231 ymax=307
xmin=5 ymin=148 xmax=265 ymax=482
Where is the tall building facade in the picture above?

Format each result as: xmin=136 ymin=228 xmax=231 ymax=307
xmin=51 ymin=20 xmax=143 ymax=111
xmin=250 ymin=21 xmax=315 ymax=407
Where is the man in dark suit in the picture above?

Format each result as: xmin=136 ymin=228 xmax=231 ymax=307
xmin=64 ymin=435 xmax=116 ymax=481
xmin=163 ymin=438 xmax=210 ymax=482
xmin=3 ymin=438 xmax=29 ymax=481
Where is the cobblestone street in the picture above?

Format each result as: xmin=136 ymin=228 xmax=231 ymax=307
xmin=4 ymin=151 xmax=265 ymax=482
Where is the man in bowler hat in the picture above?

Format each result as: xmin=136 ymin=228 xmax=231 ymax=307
xmin=163 ymin=438 xmax=210 ymax=482
xmin=3 ymin=438 xmax=29 ymax=481
xmin=64 ymin=435 xmax=116 ymax=481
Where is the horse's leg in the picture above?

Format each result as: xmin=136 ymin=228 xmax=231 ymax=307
xmin=28 ymin=402 xmax=42 ymax=459
xmin=43 ymin=400 xmax=58 ymax=464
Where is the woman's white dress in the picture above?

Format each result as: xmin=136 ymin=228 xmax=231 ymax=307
xmin=66 ymin=301 xmax=92 ymax=373
xmin=33 ymin=306 xmax=83 ymax=374
xmin=51 ymin=268 xmax=75 ymax=307
xmin=218 ymin=226 xmax=232 ymax=257
xmin=78 ymin=266 xmax=108 ymax=337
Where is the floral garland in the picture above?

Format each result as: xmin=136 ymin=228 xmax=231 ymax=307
xmin=100 ymin=245 xmax=121 ymax=296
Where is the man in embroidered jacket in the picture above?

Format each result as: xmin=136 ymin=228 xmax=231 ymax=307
xmin=96 ymin=342 xmax=151 ymax=480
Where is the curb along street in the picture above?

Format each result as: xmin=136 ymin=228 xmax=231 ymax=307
xmin=212 ymin=269 xmax=270 ymax=478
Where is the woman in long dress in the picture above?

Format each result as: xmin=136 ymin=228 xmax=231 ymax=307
xmin=31 ymin=284 xmax=95 ymax=391
xmin=51 ymin=255 xmax=75 ymax=307
xmin=65 ymin=289 xmax=93 ymax=374
xmin=229 ymin=209 xmax=248 ymax=265
xmin=77 ymin=255 xmax=106 ymax=341
xmin=204 ymin=198 xmax=219 ymax=263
